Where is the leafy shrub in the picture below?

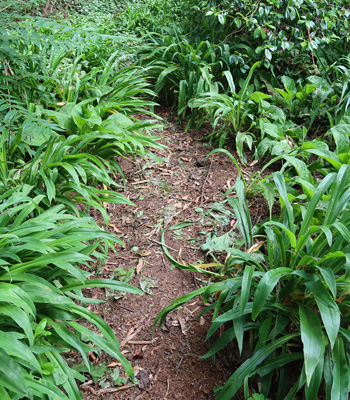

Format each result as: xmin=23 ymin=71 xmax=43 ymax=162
xmin=0 ymin=3 xmax=163 ymax=397
xmin=189 ymin=63 xmax=261 ymax=159
xmin=184 ymin=0 xmax=350 ymax=76
xmin=139 ymin=33 xmax=224 ymax=121
xmin=157 ymin=167 xmax=350 ymax=399
xmin=0 ymin=189 xmax=142 ymax=399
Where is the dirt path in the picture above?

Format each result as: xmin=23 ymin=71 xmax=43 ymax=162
xmin=81 ymin=110 xmax=249 ymax=400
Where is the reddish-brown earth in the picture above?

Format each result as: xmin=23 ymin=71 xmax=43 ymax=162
xmin=79 ymin=110 xmax=269 ymax=400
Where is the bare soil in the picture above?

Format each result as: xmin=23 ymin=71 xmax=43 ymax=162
xmin=80 ymin=110 xmax=268 ymax=400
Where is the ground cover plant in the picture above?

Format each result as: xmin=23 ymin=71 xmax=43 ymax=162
xmin=157 ymin=166 xmax=350 ymax=399
xmin=2 ymin=0 xmax=350 ymax=398
xmin=0 ymin=1 xmax=164 ymax=397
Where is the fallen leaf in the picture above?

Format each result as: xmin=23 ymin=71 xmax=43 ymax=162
xmin=177 ymin=313 xmax=188 ymax=335
xmin=136 ymin=258 xmax=144 ymax=275
xmin=199 ymin=317 xmax=205 ymax=326
xmin=249 ymin=160 xmax=259 ymax=167
xmin=108 ymin=362 xmax=122 ymax=368
xmin=109 ymin=223 xmax=123 ymax=234
xmin=102 ymin=184 xmax=109 ymax=209
xmin=137 ymin=250 xmax=151 ymax=257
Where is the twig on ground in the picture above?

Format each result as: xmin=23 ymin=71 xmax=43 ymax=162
xmin=163 ymin=379 xmax=170 ymax=400
xmin=128 ymin=340 xmax=153 ymax=345
xmin=160 ymin=251 xmax=167 ymax=269
xmin=96 ymin=384 xmax=134 ymax=394
xmin=149 ymin=238 xmax=177 ymax=251
xmin=200 ymin=159 xmax=213 ymax=205
xmin=121 ymin=317 xmax=148 ymax=347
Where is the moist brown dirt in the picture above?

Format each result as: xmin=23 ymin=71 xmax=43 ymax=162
xmin=80 ymin=110 xmax=270 ymax=400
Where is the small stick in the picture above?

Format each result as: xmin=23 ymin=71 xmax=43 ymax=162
xmin=130 ymin=179 xmax=153 ymax=185
xmin=161 ymin=252 xmax=167 ymax=269
xmin=200 ymin=159 xmax=213 ymax=205
xmin=149 ymin=238 xmax=177 ymax=251
xmin=127 ymin=340 xmax=153 ymax=345
xmin=163 ymin=379 xmax=170 ymax=400
xmin=96 ymin=384 xmax=134 ymax=394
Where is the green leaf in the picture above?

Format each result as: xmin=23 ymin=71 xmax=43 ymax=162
xmin=0 ymin=330 xmax=41 ymax=372
xmin=0 ymin=348 xmax=28 ymax=396
xmin=169 ymin=221 xmax=193 ymax=231
xmin=281 ymin=76 xmax=297 ymax=95
xmin=241 ymin=265 xmax=254 ymax=314
xmin=252 ymin=268 xmax=292 ymax=320
xmin=61 ymin=279 xmax=143 ymax=295
xmin=305 ymin=354 xmax=324 ymax=400
xmin=263 ymin=221 xmax=296 ymax=247
xmin=331 ymin=338 xmax=349 ymax=400
xmin=304 ymin=279 xmax=340 ymax=349
xmin=216 ymin=334 xmax=298 ymax=400
xmin=299 ymin=305 xmax=324 ymax=385
xmin=154 ymin=287 xmax=207 ymax=330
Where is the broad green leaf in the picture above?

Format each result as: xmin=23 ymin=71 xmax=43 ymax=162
xmin=304 ymin=279 xmax=340 ymax=349
xmin=0 ymin=330 xmax=40 ymax=372
xmin=0 ymin=348 xmax=28 ymax=396
xmin=216 ymin=334 xmax=298 ymax=400
xmin=252 ymin=268 xmax=292 ymax=320
xmin=305 ymin=355 xmax=324 ymax=400
xmin=0 ymin=304 xmax=34 ymax=346
xmin=24 ymin=374 xmax=70 ymax=400
xmin=299 ymin=305 xmax=324 ymax=385
xmin=61 ymin=279 xmax=143 ymax=295
xmin=255 ymin=353 xmax=303 ymax=377
xmin=263 ymin=221 xmax=296 ymax=247
xmin=331 ymin=338 xmax=348 ymax=400
xmin=281 ymin=76 xmax=297 ymax=96
xmin=306 ymin=149 xmax=342 ymax=170
xmin=241 ymin=265 xmax=254 ymax=313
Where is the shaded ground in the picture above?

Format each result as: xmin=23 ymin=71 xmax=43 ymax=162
xmin=80 ymin=110 xmax=269 ymax=399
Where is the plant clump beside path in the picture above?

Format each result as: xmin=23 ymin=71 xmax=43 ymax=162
xmin=1 ymin=0 xmax=350 ymax=399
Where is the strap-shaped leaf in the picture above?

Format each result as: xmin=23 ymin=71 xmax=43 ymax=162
xmin=298 ymin=172 xmax=336 ymax=238
xmin=0 ymin=330 xmax=40 ymax=372
xmin=331 ymin=338 xmax=349 ymax=400
xmin=299 ymin=305 xmax=325 ymax=385
xmin=305 ymin=354 xmax=324 ymax=400
xmin=304 ymin=279 xmax=340 ymax=349
xmin=216 ymin=333 xmax=298 ymax=400
xmin=61 ymin=278 xmax=143 ymax=295
xmin=240 ymin=265 xmax=255 ymax=314
xmin=0 ymin=348 xmax=28 ymax=396
xmin=252 ymin=268 xmax=292 ymax=320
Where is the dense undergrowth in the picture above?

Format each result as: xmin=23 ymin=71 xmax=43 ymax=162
xmin=1 ymin=0 xmax=350 ymax=399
